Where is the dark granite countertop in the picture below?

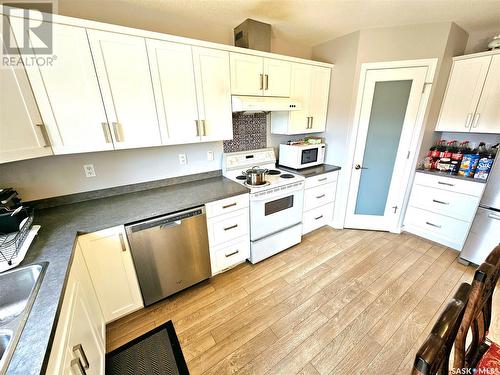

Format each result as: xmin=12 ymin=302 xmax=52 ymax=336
xmin=415 ymin=169 xmax=487 ymax=184
xmin=277 ymin=163 xmax=341 ymax=178
xmin=6 ymin=175 xmax=248 ymax=375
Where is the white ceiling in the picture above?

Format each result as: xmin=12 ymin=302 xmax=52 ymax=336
xmin=62 ymin=0 xmax=500 ymax=46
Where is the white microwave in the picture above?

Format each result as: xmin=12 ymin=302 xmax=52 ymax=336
xmin=279 ymin=143 xmax=326 ymax=169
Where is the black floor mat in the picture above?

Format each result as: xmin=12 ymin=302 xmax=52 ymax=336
xmin=106 ymin=320 xmax=189 ymax=375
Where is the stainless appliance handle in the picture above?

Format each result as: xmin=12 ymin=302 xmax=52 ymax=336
xmin=126 ymin=206 xmax=205 ymax=233
xmin=101 ymin=122 xmax=112 ymax=143
xmin=73 ymin=344 xmax=89 ymax=369
xmin=488 ymin=213 xmax=500 ymax=221
xmin=36 ymin=124 xmax=51 ymax=147
xmin=70 ymin=358 xmax=87 ymax=375
xmin=118 ymin=233 xmax=127 ymax=252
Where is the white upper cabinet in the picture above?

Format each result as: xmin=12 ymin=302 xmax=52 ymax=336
xmin=230 ymin=52 xmax=291 ymax=97
xmin=474 ymin=54 xmax=500 ymax=133
xmin=193 ymin=47 xmax=233 ymax=142
xmin=88 ymin=30 xmax=161 ymax=149
xmin=271 ymin=63 xmax=331 ymax=135
xmin=8 ymin=19 xmax=113 ymax=154
xmin=435 ymin=55 xmax=492 ymax=133
xmin=147 ymin=39 xmax=200 ymax=144
xmin=0 ymin=28 xmax=52 ymax=163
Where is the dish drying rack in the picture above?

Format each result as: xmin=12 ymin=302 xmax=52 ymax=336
xmin=0 ymin=210 xmax=40 ymax=272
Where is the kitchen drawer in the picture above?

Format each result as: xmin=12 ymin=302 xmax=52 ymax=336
xmin=304 ymin=182 xmax=336 ymax=211
xmin=211 ymin=235 xmax=250 ymax=274
xmin=205 ymin=193 xmax=249 ymax=218
xmin=303 ymin=203 xmax=334 ymax=235
xmin=207 ymin=208 xmax=249 ymax=246
xmin=404 ymin=206 xmax=471 ymax=250
xmin=409 ymin=184 xmax=480 ymax=222
xmin=414 ymin=172 xmax=485 ymax=197
xmin=305 ymin=171 xmax=339 ymax=189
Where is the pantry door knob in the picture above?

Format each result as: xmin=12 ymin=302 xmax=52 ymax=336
xmin=355 ymin=164 xmax=368 ymax=170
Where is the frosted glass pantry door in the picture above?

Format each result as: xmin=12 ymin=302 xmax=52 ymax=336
xmin=345 ymin=66 xmax=428 ymax=231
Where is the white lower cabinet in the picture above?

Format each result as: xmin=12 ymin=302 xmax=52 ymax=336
xmin=46 ymin=245 xmax=105 ymax=375
xmin=403 ymin=172 xmax=485 ymax=250
xmin=302 ymin=171 xmax=338 ymax=235
xmin=205 ymin=193 xmax=250 ymax=275
xmin=78 ymin=226 xmax=144 ymax=323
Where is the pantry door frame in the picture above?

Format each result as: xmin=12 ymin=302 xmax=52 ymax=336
xmin=343 ymin=59 xmax=437 ymax=233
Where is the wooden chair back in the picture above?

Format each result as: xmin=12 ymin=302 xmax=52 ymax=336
xmin=453 ymin=245 xmax=500 ymax=370
xmin=412 ymin=283 xmax=471 ymax=375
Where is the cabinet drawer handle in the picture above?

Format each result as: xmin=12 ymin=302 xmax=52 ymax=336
xmin=73 ymin=344 xmax=89 ymax=369
xmin=118 ymin=233 xmax=127 ymax=252
xmin=316 ymin=194 xmax=326 ymax=199
xmin=225 ymin=250 xmax=239 ymax=257
xmin=318 ymin=177 xmax=327 ymax=182
xmin=488 ymin=214 xmax=500 ymax=221
xmin=36 ymin=124 xmax=51 ymax=147
xmin=426 ymin=221 xmax=442 ymax=228
xmin=224 ymin=224 xmax=238 ymax=231
xmin=437 ymin=181 xmax=454 ymax=187
xmin=260 ymin=74 xmax=264 ymax=90
xmin=222 ymin=202 xmax=237 ymax=209
xmin=432 ymin=199 xmax=449 ymax=205
xmin=70 ymin=358 xmax=87 ymax=375
xmin=314 ymin=215 xmax=324 ymax=220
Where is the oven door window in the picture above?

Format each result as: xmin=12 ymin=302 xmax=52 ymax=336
xmin=265 ymin=195 xmax=294 ymax=216
xmin=301 ymin=148 xmax=318 ymax=164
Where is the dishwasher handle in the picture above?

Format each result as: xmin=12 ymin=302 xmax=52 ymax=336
xmin=126 ymin=206 xmax=205 ymax=233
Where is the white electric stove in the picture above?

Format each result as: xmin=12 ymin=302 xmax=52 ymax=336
xmin=223 ymin=148 xmax=305 ymax=263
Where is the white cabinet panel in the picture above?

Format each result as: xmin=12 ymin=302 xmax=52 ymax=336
xmin=263 ymin=58 xmax=291 ymax=97
xmin=289 ymin=63 xmax=311 ymax=134
xmin=413 ymin=172 xmax=485 ymax=197
xmin=146 ymin=39 xmax=200 ymax=144
xmin=193 ymin=47 xmax=233 ymax=142
xmin=230 ymin=52 xmax=263 ymax=96
xmin=206 ymin=208 xmax=249 ymax=246
xmin=205 ymin=193 xmax=249 ymax=218
xmin=211 ymin=235 xmax=250 ymax=275
xmin=303 ymin=203 xmax=334 ymax=235
xmin=8 ymin=19 xmax=112 ymax=154
xmin=436 ymin=56 xmax=491 ymax=132
xmin=88 ymin=30 xmax=161 ymax=149
xmin=0 ymin=35 xmax=52 ymax=163
xmin=304 ymin=171 xmax=339 ymax=189
xmin=309 ymin=65 xmax=331 ymax=132
xmin=474 ymin=54 xmax=500 ymax=134
xmin=78 ymin=226 xmax=143 ymax=323
xmin=304 ymin=182 xmax=336 ymax=211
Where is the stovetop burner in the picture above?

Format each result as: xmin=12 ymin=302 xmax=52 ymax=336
xmin=236 ymin=175 xmax=247 ymax=180
xmin=267 ymin=170 xmax=281 ymax=175
xmin=280 ymin=174 xmax=295 ymax=179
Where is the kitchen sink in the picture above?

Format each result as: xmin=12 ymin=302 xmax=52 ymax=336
xmin=0 ymin=263 xmax=47 ymax=374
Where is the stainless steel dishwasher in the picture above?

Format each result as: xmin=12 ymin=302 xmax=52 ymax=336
xmin=125 ymin=206 xmax=211 ymax=306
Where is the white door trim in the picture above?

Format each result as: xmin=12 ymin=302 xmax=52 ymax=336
xmin=342 ymin=58 xmax=438 ymax=233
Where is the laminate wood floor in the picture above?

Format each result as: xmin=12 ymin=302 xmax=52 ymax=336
xmin=106 ymin=227 xmax=499 ymax=374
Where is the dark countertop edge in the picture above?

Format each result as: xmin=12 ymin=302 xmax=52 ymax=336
xmin=27 ymin=170 xmax=222 ymax=210
xmin=7 ymin=174 xmax=249 ymax=375
xmin=277 ymin=163 xmax=342 ymax=178
xmin=415 ymin=169 xmax=487 ymax=184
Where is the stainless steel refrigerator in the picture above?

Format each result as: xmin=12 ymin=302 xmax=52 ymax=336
xmin=460 ymin=158 xmax=500 ymax=265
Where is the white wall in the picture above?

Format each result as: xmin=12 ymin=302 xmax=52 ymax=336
xmin=0 ymin=142 xmax=223 ymax=201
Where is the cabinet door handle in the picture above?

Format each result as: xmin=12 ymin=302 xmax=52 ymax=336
xmin=306 ymin=117 xmax=311 ymax=129
xmin=265 ymin=74 xmax=269 ymax=90
xmin=70 ymin=358 xmax=87 ymax=375
xmin=222 ymin=202 xmax=237 ymax=209
xmin=426 ymin=221 xmax=442 ymax=228
xmin=465 ymin=113 xmax=473 ymax=128
xmin=101 ymin=122 xmax=112 ymax=143
xmin=36 ymin=124 xmax=51 ymax=147
xmin=432 ymin=199 xmax=449 ymax=205
xmin=260 ymin=74 xmax=264 ymax=90
xmin=73 ymin=344 xmax=89 ymax=369
xmin=224 ymin=224 xmax=238 ymax=231
xmin=472 ymin=113 xmax=480 ymax=128
xmin=314 ymin=215 xmax=324 ymax=220
xmin=316 ymin=194 xmax=326 ymax=199
xmin=112 ymin=122 xmax=123 ymax=142
xmin=195 ymin=120 xmax=200 ymax=137
xmin=437 ymin=181 xmax=454 ymax=187
xmin=310 ymin=116 xmax=314 ymax=129
xmin=202 ymin=120 xmax=207 ymax=136
xmin=118 ymin=233 xmax=127 ymax=252
xmin=225 ymin=250 xmax=239 ymax=257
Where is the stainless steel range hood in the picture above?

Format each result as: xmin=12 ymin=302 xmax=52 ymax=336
xmin=231 ymin=96 xmax=302 ymax=113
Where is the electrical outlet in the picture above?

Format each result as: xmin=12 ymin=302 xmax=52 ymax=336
xmin=207 ymin=151 xmax=214 ymax=161
xmin=83 ymin=164 xmax=96 ymax=177
xmin=178 ymin=154 xmax=187 ymax=165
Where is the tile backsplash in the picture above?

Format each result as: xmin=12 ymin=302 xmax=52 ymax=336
xmin=223 ymin=113 xmax=267 ymax=152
